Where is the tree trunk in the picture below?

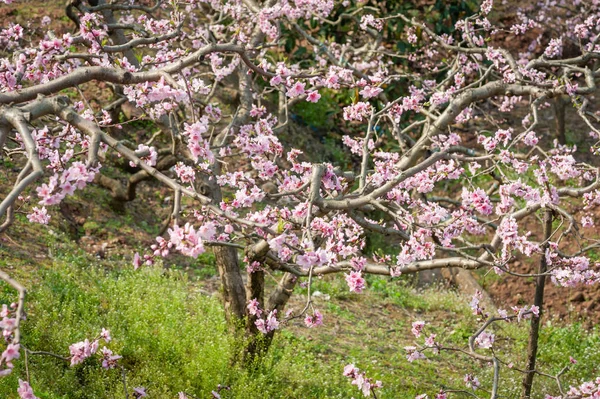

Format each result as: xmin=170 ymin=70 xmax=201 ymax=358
xmin=553 ymin=96 xmax=567 ymax=145
xmin=243 ymin=272 xmax=298 ymax=366
xmin=242 ymin=267 xmax=265 ymax=365
xmin=521 ymin=209 xmax=553 ymax=398
xmin=205 ymin=157 xmax=247 ymax=329
xmin=213 ymin=245 xmax=247 ymax=326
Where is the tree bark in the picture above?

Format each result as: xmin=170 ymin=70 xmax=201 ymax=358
xmin=521 ymin=209 xmax=553 ymax=398
xmin=267 ymin=272 xmax=298 ymax=313
xmin=213 ymin=245 xmax=247 ymax=324
xmin=243 ymin=272 xmax=297 ymax=365
xmin=206 ymin=162 xmax=247 ymax=327
xmin=554 ymin=96 xmax=567 ymax=145
xmin=244 ymin=241 xmax=269 ymax=334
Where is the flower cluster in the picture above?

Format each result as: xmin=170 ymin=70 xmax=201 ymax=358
xmin=345 ymin=271 xmax=366 ymax=293
xmin=248 ymin=299 xmax=280 ymax=334
xmin=343 ymin=364 xmax=382 ymax=397
xmin=255 ymin=310 xmax=280 ymax=334
xmin=69 ymin=328 xmax=117 ymax=368
xmin=304 ymin=310 xmax=323 ymax=328
xmin=17 ymin=380 xmax=39 ymax=399
xmin=0 ymin=303 xmax=20 ymax=376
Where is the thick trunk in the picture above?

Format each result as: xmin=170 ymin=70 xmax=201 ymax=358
xmin=243 ymin=272 xmax=297 ymax=365
xmin=242 ymin=241 xmax=270 ymax=363
xmin=205 ymin=157 xmax=247 ymax=328
xmin=245 ymin=269 xmax=265 ymax=332
xmin=243 ymin=268 xmax=265 ymax=365
xmin=213 ymin=244 xmax=247 ymax=326
xmin=553 ymin=96 xmax=567 ymax=145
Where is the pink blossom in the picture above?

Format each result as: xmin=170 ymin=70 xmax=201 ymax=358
xmin=478 ymin=135 xmax=498 ymax=152
xmin=266 ymin=310 xmax=279 ymax=331
xmin=304 ymin=310 xmax=323 ymax=328
xmin=481 ymin=0 xmax=493 ymax=14
xmin=1 ymin=343 xmax=20 ymax=364
xmin=475 ymin=332 xmax=495 ymax=348
xmin=360 ymin=15 xmax=383 ymax=31
xmin=582 ymin=216 xmax=594 ymax=227
xmin=254 ymin=319 xmax=268 ymax=334
xmin=27 ymin=207 xmax=50 ymax=224
xmin=359 ymin=86 xmax=383 ymax=99
xmin=406 ymin=27 xmax=418 ymax=44
xmin=297 ymin=248 xmax=333 ymax=270
xmin=100 ymin=328 xmax=111 ymax=343
xmin=247 ymin=298 xmax=262 ymax=317
xmin=530 ymin=305 xmax=540 ymax=317
xmin=100 ymin=347 xmax=121 ymax=369
xmin=343 ymin=364 xmax=382 ymax=397
xmin=306 ymin=90 xmax=321 ymax=103
xmin=255 ymin=310 xmax=279 ymax=334
xmin=470 ymin=291 xmax=484 ymax=316
xmin=523 ymin=131 xmax=538 ymax=146
xmin=286 ymin=81 xmax=306 ymax=98
xmin=270 ymin=75 xmax=282 ymax=86
xmin=464 ymin=374 xmax=480 ymax=390
xmin=494 ymin=128 xmax=513 ymax=146
xmin=18 ymin=380 xmax=39 ymax=399
xmin=424 ymin=334 xmax=437 ymax=349
xmin=174 ymin=163 xmax=196 ymax=183
xmin=411 ymin=320 xmax=425 ymax=338
xmin=566 ymin=81 xmax=579 ymax=96
xmin=345 ymin=271 xmax=366 ymax=293
xmin=250 ymin=104 xmax=266 ymax=117
xmin=69 ymin=339 xmax=98 ymax=366
xmin=167 ymin=223 xmax=206 ymax=258
xmin=344 ymin=364 xmax=359 ymax=377
xmin=133 ymin=253 xmax=142 ymax=270
xmin=343 ymin=102 xmax=372 ymax=122
xmin=0 ymin=317 xmax=16 ymax=336
xmin=544 ymin=37 xmax=563 ymax=58
xmin=462 ymin=188 xmax=493 ymax=215
xmin=246 ymin=261 xmax=262 ymax=274
xmin=405 ymin=346 xmax=426 ymax=362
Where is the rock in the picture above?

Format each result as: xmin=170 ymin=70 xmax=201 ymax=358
xmin=312 ymin=291 xmax=330 ymax=301
xmin=569 ymin=292 xmax=586 ymax=303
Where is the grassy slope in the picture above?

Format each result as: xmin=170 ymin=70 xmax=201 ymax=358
xmin=1 ymin=221 xmax=600 ymax=398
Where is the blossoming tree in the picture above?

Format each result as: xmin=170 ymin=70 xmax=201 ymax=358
xmin=1 ymin=0 xmax=600 ymax=397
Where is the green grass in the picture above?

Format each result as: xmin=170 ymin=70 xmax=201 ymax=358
xmin=1 ymin=225 xmax=600 ymax=398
